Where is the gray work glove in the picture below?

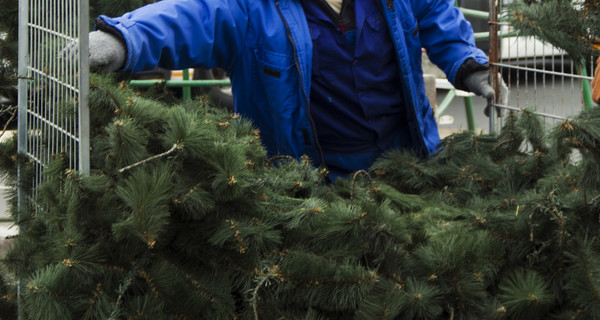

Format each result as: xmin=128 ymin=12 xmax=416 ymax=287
xmin=463 ymin=70 xmax=509 ymax=117
xmin=89 ymin=30 xmax=127 ymax=72
xmin=61 ymin=30 xmax=126 ymax=72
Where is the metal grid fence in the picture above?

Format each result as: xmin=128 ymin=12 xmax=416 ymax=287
xmin=17 ymin=0 xmax=90 ymax=202
xmin=489 ymin=0 xmax=595 ymax=131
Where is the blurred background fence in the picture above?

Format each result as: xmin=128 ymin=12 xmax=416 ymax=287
xmin=442 ymin=0 xmax=596 ymax=135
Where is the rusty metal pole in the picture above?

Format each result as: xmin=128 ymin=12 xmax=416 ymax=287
xmin=488 ymin=0 xmax=499 ymax=132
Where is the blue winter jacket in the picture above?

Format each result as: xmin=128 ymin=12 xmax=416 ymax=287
xmin=97 ymin=0 xmax=489 ymax=166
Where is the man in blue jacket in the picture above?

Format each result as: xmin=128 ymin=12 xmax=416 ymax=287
xmin=88 ymin=0 xmax=502 ymax=179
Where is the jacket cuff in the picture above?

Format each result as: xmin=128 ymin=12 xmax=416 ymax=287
xmin=95 ymin=17 xmax=128 ymax=50
xmin=453 ymin=58 xmax=489 ymax=91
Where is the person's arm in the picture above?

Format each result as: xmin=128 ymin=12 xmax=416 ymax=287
xmin=93 ymin=0 xmax=249 ymax=74
xmin=413 ymin=0 xmax=508 ymax=115
xmin=411 ymin=0 xmax=488 ymax=86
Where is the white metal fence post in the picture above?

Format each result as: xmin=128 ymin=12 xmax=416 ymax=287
xmin=17 ymin=0 xmax=89 ymax=313
xmin=17 ymin=0 xmax=90 ymax=199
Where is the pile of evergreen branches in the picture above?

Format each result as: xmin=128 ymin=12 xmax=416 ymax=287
xmin=0 ymin=74 xmax=598 ymax=319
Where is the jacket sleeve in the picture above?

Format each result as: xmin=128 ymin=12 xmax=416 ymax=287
xmin=411 ymin=0 xmax=488 ymax=85
xmin=96 ymin=0 xmax=248 ymax=73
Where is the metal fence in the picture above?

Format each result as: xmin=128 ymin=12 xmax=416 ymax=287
xmin=489 ymin=0 xmax=595 ymax=131
xmin=434 ymin=3 xmax=596 ymax=135
xmin=17 ymin=0 xmax=90 ymax=202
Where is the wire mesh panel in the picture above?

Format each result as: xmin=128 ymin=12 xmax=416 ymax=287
xmin=17 ymin=0 xmax=90 ymax=201
xmin=489 ymin=0 xmax=594 ymax=131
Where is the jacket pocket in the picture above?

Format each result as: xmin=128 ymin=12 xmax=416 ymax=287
xmin=254 ymin=48 xmax=294 ymax=76
xmin=252 ymin=48 xmax=298 ymax=120
xmin=309 ymin=27 xmax=339 ymax=84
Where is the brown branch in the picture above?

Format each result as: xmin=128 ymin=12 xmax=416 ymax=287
xmin=0 ymin=106 xmax=17 ymax=140
xmin=264 ymin=155 xmax=296 ymax=168
xmin=118 ymin=143 xmax=181 ymax=174
xmin=351 ymin=170 xmax=373 ymax=208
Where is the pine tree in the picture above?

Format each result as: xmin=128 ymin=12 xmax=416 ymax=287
xmin=0 ymin=73 xmax=599 ymax=319
xmin=0 ymin=0 xmax=18 ymax=130
xmin=2 ymin=0 xmax=600 ymax=319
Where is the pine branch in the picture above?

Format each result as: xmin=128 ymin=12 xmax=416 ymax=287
xmin=108 ymin=251 xmax=153 ymax=320
xmin=251 ymin=265 xmax=282 ymax=320
xmin=350 ymin=170 xmax=373 ymax=208
xmin=118 ymin=143 xmax=181 ymax=174
xmin=498 ymin=269 xmax=553 ymax=319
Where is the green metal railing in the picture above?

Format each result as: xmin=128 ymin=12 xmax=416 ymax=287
xmin=129 ymin=79 xmax=231 ymax=89
xmin=580 ymin=64 xmax=595 ymax=111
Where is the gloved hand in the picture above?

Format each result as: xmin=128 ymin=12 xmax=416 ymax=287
xmin=463 ymin=70 xmax=509 ymax=117
xmin=89 ymin=30 xmax=127 ymax=72
xmin=62 ymin=30 xmax=126 ymax=72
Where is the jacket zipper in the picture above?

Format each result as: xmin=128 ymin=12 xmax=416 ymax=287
xmin=276 ymin=0 xmax=325 ymax=166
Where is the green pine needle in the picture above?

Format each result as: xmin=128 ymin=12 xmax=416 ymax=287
xmin=498 ymin=269 xmax=553 ymax=320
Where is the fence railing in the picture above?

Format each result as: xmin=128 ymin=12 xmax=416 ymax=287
xmin=18 ymin=0 xmax=90 ymax=209
xmin=439 ymin=4 xmax=595 ymax=133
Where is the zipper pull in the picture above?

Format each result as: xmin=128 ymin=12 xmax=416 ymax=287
xmin=386 ymin=0 xmax=393 ymax=9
